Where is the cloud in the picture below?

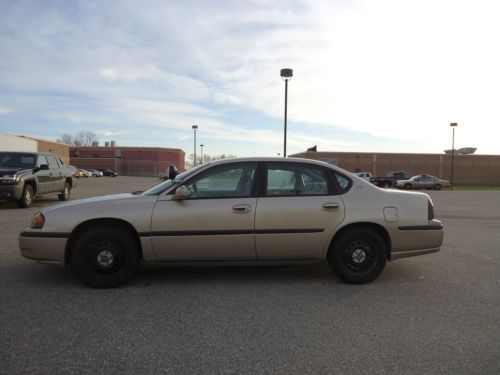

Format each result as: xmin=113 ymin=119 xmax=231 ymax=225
xmin=0 ymin=107 xmax=13 ymax=115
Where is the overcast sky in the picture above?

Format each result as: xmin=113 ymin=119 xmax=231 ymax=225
xmin=1 ymin=0 xmax=499 ymax=156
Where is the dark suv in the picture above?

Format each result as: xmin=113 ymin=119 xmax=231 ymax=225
xmin=0 ymin=152 xmax=74 ymax=208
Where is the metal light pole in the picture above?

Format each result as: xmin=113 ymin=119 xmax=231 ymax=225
xmin=450 ymin=122 xmax=458 ymax=190
xmin=192 ymin=125 xmax=198 ymax=167
xmin=200 ymin=144 xmax=204 ymax=164
xmin=280 ymin=68 xmax=293 ymax=157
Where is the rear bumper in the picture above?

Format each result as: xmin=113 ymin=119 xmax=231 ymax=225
xmin=389 ymin=220 xmax=444 ymax=260
xmin=19 ymin=230 xmax=67 ymax=264
xmin=0 ymin=184 xmax=23 ymax=200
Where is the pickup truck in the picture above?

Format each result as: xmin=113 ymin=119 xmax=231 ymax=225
xmin=370 ymin=171 xmax=412 ymax=188
xmin=0 ymin=152 xmax=74 ymax=208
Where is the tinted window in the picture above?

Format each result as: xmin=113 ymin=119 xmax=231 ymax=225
xmin=46 ymin=155 xmax=59 ymax=169
xmin=37 ymin=155 xmax=48 ymax=167
xmin=184 ymin=163 xmax=257 ymax=199
xmin=265 ymin=163 xmax=329 ymax=196
xmin=0 ymin=153 xmax=36 ymax=168
xmin=329 ymin=171 xmax=352 ymax=194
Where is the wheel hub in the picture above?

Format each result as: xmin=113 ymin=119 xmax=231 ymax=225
xmin=96 ymin=250 xmax=114 ymax=268
xmin=352 ymin=248 xmax=366 ymax=264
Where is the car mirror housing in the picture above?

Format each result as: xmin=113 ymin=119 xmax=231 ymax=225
xmin=173 ymin=185 xmax=188 ymax=200
xmin=166 ymin=164 xmax=178 ymax=180
xmin=39 ymin=164 xmax=49 ymax=170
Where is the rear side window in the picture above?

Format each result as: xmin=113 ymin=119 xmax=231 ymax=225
xmin=265 ymin=163 xmax=329 ymax=196
xmin=329 ymin=171 xmax=352 ymax=194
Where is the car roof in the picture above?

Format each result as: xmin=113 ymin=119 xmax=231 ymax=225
xmin=204 ymin=156 xmax=340 ymax=169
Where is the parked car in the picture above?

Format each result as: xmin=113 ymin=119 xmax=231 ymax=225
xmin=394 ymin=175 xmax=450 ymax=190
xmin=77 ymin=169 xmax=91 ymax=178
xmin=354 ymin=172 xmax=372 ymax=181
xmin=97 ymin=168 xmax=118 ymax=177
xmin=19 ymin=157 xmax=443 ymax=288
xmin=89 ymin=169 xmax=103 ymax=177
xmin=370 ymin=171 xmax=413 ymax=188
xmin=0 ymin=152 xmax=73 ymax=208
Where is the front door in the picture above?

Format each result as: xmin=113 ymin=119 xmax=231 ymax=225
xmin=34 ymin=155 xmax=52 ymax=194
xmin=255 ymin=162 xmax=345 ymax=259
xmin=151 ymin=162 xmax=258 ymax=261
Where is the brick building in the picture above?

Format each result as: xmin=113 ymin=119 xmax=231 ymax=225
xmin=70 ymin=146 xmax=185 ymax=176
xmin=290 ymin=151 xmax=500 ymax=184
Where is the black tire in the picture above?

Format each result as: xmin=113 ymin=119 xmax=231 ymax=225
xmin=328 ymin=228 xmax=387 ymax=284
xmin=404 ymin=183 xmax=412 ymax=190
xmin=383 ymin=182 xmax=391 ymax=188
xmin=71 ymin=226 xmax=139 ymax=288
xmin=16 ymin=184 xmax=34 ymax=208
xmin=434 ymin=184 xmax=442 ymax=190
xmin=58 ymin=182 xmax=71 ymax=201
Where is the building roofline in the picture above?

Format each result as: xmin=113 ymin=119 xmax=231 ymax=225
xmin=70 ymin=146 xmax=185 ymax=153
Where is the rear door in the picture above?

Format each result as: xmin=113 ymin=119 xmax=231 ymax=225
xmin=45 ymin=155 xmax=64 ymax=192
xmin=254 ymin=162 xmax=345 ymax=259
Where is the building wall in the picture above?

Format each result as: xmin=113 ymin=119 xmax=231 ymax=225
xmin=0 ymin=133 xmax=37 ymax=152
xmin=291 ymin=151 xmax=500 ymax=184
xmin=34 ymin=139 xmax=70 ymax=164
xmin=70 ymin=158 xmax=122 ymax=172
xmin=70 ymin=146 xmax=185 ymax=176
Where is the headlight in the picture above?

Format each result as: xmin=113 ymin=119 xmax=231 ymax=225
xmin=0 ymin=175 xmax=18 ymax=184
xmin=31 ymin=212 xmax=45 ymax=229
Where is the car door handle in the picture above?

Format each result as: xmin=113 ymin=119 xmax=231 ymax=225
xmin=322 ymin=202 xmax=340 ymax=209
xmin=232 ymin=204 xmax=251 ymax=213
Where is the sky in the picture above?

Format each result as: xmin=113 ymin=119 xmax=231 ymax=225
xmin=1 ymin=0 xmax=499 ymax=157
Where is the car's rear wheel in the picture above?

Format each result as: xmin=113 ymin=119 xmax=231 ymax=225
xmin=328 ymin=228 xmax=387 ymax=284
xmin=434 ymin=184 xmax=442 ymax=190
xmin=71 ymin=226 xmax=139 ymax=288
xmin=58 ymin=182 xmax=71 ymax=201
xmin=16 ymin=184 xmax=34 ymax=208
xmin=383 ymin=182 xmax=391 ymax=188
xmin=404 ymin=183 xmax=412 ymax=189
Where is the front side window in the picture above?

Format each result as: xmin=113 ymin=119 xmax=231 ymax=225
xmin=184 ymin=163 xmax=257 ymax=199
xmin=46 ymin=155 xmax=59 ymax=169
xmin=265 ymin=163 xmax=329 ymax=196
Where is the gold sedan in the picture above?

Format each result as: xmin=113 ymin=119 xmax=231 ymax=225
xmin=19 ymin=158 xmax=443 ymax=288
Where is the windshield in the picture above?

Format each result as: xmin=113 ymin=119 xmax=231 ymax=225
xmin=0 ymin=153 xmax=36 ymax=169
xmin=141 ymin=164 xmax=207 ymax=196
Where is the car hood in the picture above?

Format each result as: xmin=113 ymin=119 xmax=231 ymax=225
xmin=41 ymin=193 xmax=138 ymax=212
xmin=0 ymin=167 xmax=31 ymax=175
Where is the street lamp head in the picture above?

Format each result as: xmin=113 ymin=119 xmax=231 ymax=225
xmin=192 ymin=125 xmax=198 ymax=130
xmin=450 ymin=122 xmax=458 ymax=127
xmin=200 ymin=144 xmax=204 ymax=147
xmin=280 ymin=68 xmax=293 ymax=80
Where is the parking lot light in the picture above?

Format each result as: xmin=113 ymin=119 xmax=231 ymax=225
xmin=450 ymin=122 xmax=458 ymax=190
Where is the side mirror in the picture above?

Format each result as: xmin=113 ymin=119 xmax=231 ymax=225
xmin=166 ymin=164 xmax=178 ymax=180
xmin=39 ymin=164 xmax=49 ymax=170
xmin=173 ymin=185 xmax=188 ymax=200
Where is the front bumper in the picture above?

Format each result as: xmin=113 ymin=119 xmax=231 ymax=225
xmin=19 ymin=230 xmax=68 ymax=264
xmin=389 ymin=220 xmax=444 ymax=260
xmin=0 ymin=184 xmax=23 ymax=200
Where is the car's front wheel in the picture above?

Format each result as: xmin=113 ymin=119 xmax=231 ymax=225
xmin=328 ymin=227 xmax=387 ymax=284
xmin=16 ymin=184 xmax=34 ymax=208
xmin=434 ymin=184 xmax=442 ymax=190
xmin=71 ymin=226 xmax=139 ymax=288
xmin=58 ymin=182 xmax=71 ymax=201
xmin=404 ymin=183 xmax=412 ymax=189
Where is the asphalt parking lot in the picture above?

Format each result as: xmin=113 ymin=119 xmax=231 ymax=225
xmin=1 ymin=177 xmax=499 ymax=374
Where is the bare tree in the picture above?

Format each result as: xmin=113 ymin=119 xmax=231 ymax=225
xmin=58 ymin=130 xmax=98 ymax=146
xmin=75 ymin=130 xmax=98 ymax=146
xmin=57 ymin=133 xmax=73 ymax=145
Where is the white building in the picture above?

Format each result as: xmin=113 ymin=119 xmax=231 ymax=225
xmin=0 ymin=132 xmax=37 ymax=152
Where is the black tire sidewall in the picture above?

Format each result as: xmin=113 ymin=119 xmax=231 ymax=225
xmin=328 ymin=228 xmax=387 ymax=284
xmin=405 ymin=184 xmax=411 ymax=189
xmin=71 ymin=227 xmax=139 ymax=288
xmin=434 ymin=184 xmax=441 ymax=190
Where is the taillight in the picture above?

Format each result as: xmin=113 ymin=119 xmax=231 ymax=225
xmin=428 ymin=199 xmax=434 ymax=220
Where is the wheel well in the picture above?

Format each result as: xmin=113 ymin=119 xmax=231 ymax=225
xmin=328 ymin=222 xmax=392 ymax=260
xmin=65 ymin=178 xmax=73 ymax=188
xmin=65 ymin=218 xmax=143 ymax=265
